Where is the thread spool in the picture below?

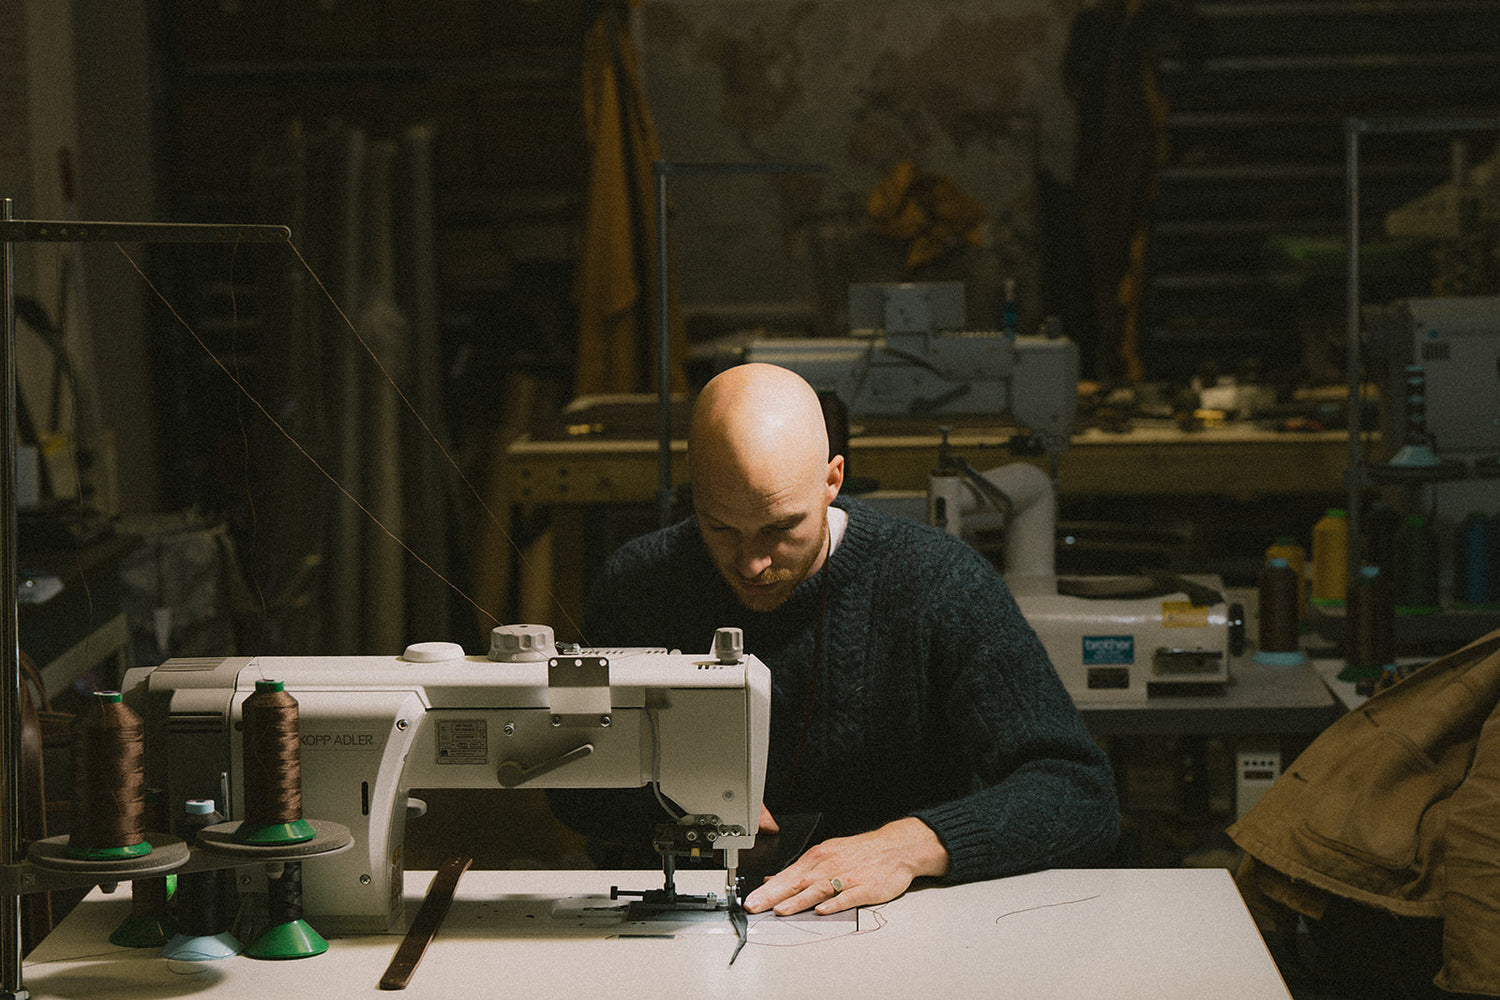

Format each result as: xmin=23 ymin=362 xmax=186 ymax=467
xmin=1392 ymin=514 xmax=1441 ymax=614
xmin=1264 ymin=537 xmax=1306 ymax=622
xmin=1454 ymin=512 xmax=1494 ymax=606
xmin=245 ymin=861 xmax=328 ymax=960
xmin=163 ymin=799 xmax=241 ymax=961
xmin=1310 ymin=508 xmax=1349 ymax=607
xmin=68 ymin=691 xmax=151 ymax=860
xmin=1362 ymin=503 xmax=1401 ymax=577
xmin=1340 ymin=565 xmax=1394 ymax=688
xmin=236 ymin=679 xmax=315 ymax=846
xmin=1253 ymin=557 xmax=1305 ymax=665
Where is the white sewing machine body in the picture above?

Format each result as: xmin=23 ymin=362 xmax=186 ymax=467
xmin=927 ymin=464 xmax=1236 ymax=704
xmin=121 ymin=631 xmax=770 ymax=933
xmin=1006 ymin=573 xmax=1233 ymax=703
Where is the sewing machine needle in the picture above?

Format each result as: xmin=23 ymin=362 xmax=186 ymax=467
xmin=727 ymin=869 xmax=748 ymax=966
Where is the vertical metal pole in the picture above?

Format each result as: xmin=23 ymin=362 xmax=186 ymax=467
xmin=654 ymin=164 xmax=673 ymax=529
xmin=2 ymin=196 xmax=31 ymax=999
xmin=1344 ymin=121 xmax=1364 ymax=586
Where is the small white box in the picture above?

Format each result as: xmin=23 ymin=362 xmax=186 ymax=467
xmin=1235 ymin=744 xmax=1282 ymax=818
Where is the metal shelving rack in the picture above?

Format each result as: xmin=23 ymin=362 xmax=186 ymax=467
xmin=1 ymin=205 xmax=290 ymax=999
xmin=1341 ymin=116 xmax=1500 ymax=625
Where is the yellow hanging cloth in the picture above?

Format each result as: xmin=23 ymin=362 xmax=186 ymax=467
xmin=574 ymin=2 xmax=686 ymax=396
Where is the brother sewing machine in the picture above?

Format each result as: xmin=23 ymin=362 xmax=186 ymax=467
xmin=121 ymin=624 xmax=770 ymax=933
xmin=928 ymin=449 xmax=1243 ymax=703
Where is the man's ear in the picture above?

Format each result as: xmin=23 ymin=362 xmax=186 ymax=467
xmin=825 ymin=455 xmax=845 ymax=502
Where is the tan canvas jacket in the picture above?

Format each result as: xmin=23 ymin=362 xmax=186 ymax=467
xmin=1229 ymin=628 xmax=1500 ymax=997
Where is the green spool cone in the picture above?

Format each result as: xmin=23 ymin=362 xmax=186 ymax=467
xmin=109 ymin=914 xmax=176 ymax=948
xmin=245 ymin=918 xmax=329 ymax=960
xmin=233 ymin=818 xmax=316 ymax=846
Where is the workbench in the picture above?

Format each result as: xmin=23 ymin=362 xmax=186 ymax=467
xmin=22 ymin=866 xmax=1291 ymax=999
xmin=494 ymin=395 xmax=1350 ymax=626
xmin=505 ymin=395 xmax=1351 ymax=506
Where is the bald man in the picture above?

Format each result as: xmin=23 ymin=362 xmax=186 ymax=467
xmin=548 ymin=364 xmax=1117 ymax=916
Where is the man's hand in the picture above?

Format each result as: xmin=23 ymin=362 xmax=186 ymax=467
xmin=741 ymin=816 xmax=949 ymax=916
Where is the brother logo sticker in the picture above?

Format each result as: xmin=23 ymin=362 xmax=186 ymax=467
xmin=1083 ymin=635 xmax=1134 ymax=665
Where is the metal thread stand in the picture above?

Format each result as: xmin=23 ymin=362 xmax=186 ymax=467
xmin=1342 ymin=116 xmax=1500 ymax=585
xmin=650 ymin=161 xmax=827 ymax=528
xmin=1 ymin=205 xmax=290 ymax=999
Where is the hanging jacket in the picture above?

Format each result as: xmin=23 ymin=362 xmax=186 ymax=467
xmin=1229 ymin=628 xmax=1500 ymax=997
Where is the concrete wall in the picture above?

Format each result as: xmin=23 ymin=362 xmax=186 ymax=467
xmin=639 ymin=0 xmax=1084 ymax=336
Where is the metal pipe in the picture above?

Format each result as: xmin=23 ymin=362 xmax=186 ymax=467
xmin=1344 ymin=119 xmax=1363 ymax=589
xmin=649 ymin=161 xmax=828 ymax=529
xmin=2 ymin=196 xmax=28 ymax=1000
xmin=655 ymin=166 xmax=672 ymax=529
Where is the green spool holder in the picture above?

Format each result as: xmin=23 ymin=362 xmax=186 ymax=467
xmin=233 ymin=819 xmax=317 ymax=846
xmin=108 ymin=914 xmax=177 ymax=948
xmin=64 ymin=839 xmax=153 ymax=861
xmin=245 ymin=918 xmax=328 ymax=960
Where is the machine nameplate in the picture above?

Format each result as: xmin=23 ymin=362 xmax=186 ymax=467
xmin=436 ymin=719 xmax=489 ymax=764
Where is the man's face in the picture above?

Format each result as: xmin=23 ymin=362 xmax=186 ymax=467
xmin=694 ymin=459 xmax=839 ymax=612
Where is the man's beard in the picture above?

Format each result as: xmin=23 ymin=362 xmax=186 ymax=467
xmin=722 ymin=523 xmax=828 ymax=612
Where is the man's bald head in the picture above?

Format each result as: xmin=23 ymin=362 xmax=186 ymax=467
xmin=689 ymin=363 xmax=831 ymax=494
xmin=688 ymin=364 xmax=843 ymax=611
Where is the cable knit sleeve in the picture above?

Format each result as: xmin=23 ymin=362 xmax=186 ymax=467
xmin=895 ymin=529 xmax=1120 ymax=881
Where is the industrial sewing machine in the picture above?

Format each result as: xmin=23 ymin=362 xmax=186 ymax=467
xmin=121 ymin=624 xmax=770 ymax=933
xmin=710 ymin=281 xmax=1079 ymax=460
xmin=928 ymin=455 xmax=1242 ymax=703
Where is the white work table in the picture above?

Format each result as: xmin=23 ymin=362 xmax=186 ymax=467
xmin=23 ymin=866 xmax=1289 ymax=999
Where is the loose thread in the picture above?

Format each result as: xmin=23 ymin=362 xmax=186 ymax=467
xmin=115 ymin=241 xmax=504 ymax=631
xmin=993 ymin=894 xmax=1101 ymax=923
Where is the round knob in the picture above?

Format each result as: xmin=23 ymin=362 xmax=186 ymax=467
xmin=490 ymin=623 xmax=556 ymax=662
xmin=713 ymin=627 xmax=744 ymax=664
xmin=404 ymin=641 xmax=465 ymax=663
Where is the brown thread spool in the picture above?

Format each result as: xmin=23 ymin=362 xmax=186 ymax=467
xmin=1257 ymin=557 xmax=1301 ymax=653
xmin=1342 ymin=565 xmax=1393 ymax=688
xmin=68 ymin=691 xmax=150 ymax=860
xmin=1350 ymin=566 xmax=1392 ymax=668
xmin=237 ymin=679 xmax=314 ymax=845
xmin=1253 ymin=557 xmax=1306 ymax=665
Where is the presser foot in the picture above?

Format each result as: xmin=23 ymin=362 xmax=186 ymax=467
xmin=609 ymin=883 xmax=728 ymax=920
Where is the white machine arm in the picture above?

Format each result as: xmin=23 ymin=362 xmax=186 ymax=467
xmin=928 ymin=458 xmax=1057 ymax=577
xmin=121 ymin=625 xmax=770 ymax=933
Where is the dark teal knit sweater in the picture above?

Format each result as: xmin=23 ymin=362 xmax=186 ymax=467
xmin=548 ymin=495 xmax=1119 ymax=882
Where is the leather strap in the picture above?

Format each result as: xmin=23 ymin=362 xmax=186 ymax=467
xmin=379 ymin=856 xmax=472 ymax=990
